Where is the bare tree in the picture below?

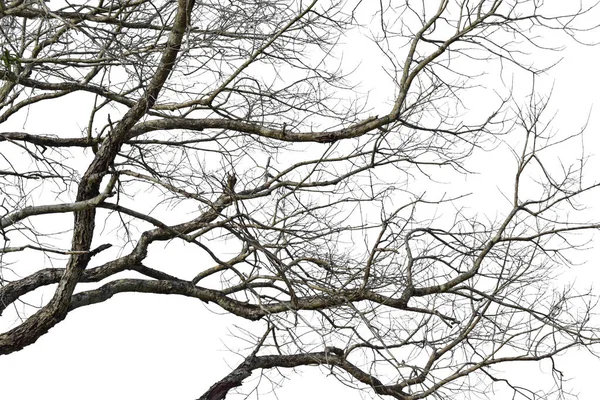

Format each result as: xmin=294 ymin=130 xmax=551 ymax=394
xmin=1 ymin=0 xmax=599 ymax=399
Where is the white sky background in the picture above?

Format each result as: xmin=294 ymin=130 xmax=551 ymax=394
xmin=2 ymin=1 xmax=600 ymax=399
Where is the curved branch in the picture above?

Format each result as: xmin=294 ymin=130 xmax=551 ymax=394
xmin=0 ymin=176 xmax=116 ymax=230
xmin=198 ymin=349 xmax=409 ymax=400
xmin=0 ymin=0 xmax=197 ymax=356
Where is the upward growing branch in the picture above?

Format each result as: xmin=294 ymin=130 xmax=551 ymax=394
xmin=0 ymin=1 xmax=598 ymax=399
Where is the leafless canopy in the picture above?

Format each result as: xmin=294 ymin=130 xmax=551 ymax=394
xmin=1 ymin=0 xmax=599 ymax=399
